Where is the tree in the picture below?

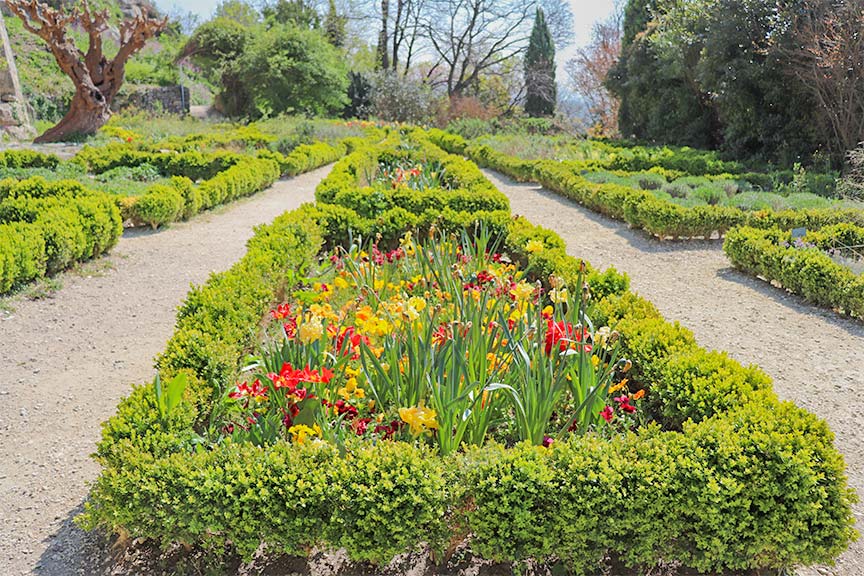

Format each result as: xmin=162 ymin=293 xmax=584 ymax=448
xmin=524 ymin=8 xmax=556 ymax=117
xmin=178 ymin=18 xmax=253 ymax=116
xmin=783 ymin=0 xmax=864 ymax=163
xmin=215 ymin=0 xmax=259 ymax=26
xmin=606 ymin=0 xmax=719 ymax=148
xmin=566 ymin=11 xmax=622 ymax=136
xmin=423 ymin=0 xmax=571 ymax=98
xmin=6 ymin=0 xmax=166 ymax=143
xmin=240 ymin=24 xmax=348 ymax=116
xmin=324 ymin=0 xmax=347 ymax=47
xmin=263 ymin=0 xmax=321 ymax=28
xmin=344 ymin=71 xmax=373 ymax=118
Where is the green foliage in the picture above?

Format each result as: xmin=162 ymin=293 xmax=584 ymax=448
xmin=132 ymin=183 xmax=185 ymax=229
xmin=466 ymin=143 xmax=864 ymax=239
xmin=724 ymin=225 xmax=864 ymax=319
xmin=0 ymin=178 xmax=122 ymax=293
xmin=240 ymin=24 xmax=348 ymax=117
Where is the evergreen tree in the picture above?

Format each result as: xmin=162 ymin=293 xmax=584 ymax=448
xmin=524 ymin=8 xmax=556 ymax=117
xmin=324 ymin=0 xmax=347 ymax=48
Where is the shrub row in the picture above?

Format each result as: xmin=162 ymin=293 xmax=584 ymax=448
xmin=0 ymin=149 xmax=60 ymax=170
xmin=724 ymin=225 xmax=864 ymax=319
xmin=0 ymin=177 xmax=122 ymax=293
xmin=74 ymin=144 xmax=243 ymax=181
xmin=82 ymin=136 xmax=857 ymax=574
xmin=427 ymin=130 xmax=864 ymax=239
xmin=126 ymin=138 xmax=363 ymax=229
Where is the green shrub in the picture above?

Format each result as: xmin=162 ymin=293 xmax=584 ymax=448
xmin=133 ymin=184 xmax=185 ymax=230
xmin=724 ymin=225 xmax=864 ymax=318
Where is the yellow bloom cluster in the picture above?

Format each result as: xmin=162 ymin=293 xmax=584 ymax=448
xmin=399 ymin=403 xmax=439 ymax=436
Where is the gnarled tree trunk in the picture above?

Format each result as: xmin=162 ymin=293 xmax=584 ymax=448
xmin=5 ymin=0 xmax=166 ymax=143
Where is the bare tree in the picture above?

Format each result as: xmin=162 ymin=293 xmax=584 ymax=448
xmin=782 ymin=0 xmax=864 ymax=161
xmin=420 ymin=0 xmax=572 ymax=97
xmin=6 ymin=0 xmax=166 ymax=143
xmin=566 ymin=8 xmax=622 ymax=136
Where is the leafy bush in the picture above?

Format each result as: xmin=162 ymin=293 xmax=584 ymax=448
xmin=0 ymin=178 xmax=121 ymax=292
xmin=724 ymin=225 xmax=864 ymax=318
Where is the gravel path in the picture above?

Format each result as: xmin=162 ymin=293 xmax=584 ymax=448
xmin=484 ymin=169 xmax=864 ymax=576
xmin=0 ymin=166 xmax=330 ymax=576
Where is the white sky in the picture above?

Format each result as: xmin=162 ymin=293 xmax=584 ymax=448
xmin=152 ymin=0 xmax=616 ymax=59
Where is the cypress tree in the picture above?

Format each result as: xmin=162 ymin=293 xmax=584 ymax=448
xmin=324 ymin=0 xmax=347 ymax=48
xmin=524 ymin=8 xmax=556 ymax=117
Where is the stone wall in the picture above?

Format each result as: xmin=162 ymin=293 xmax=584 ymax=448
xmin=113 ymin=85 xmax=190 ymax=116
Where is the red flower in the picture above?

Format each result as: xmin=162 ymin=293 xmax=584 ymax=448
xmin=283 ymin=317 xmax=298 ymax=339
xmin=542 ymin=436 xmax=555 ymax=448
xmin=229 ymin=379 xmax=268 ymax=400
xmin=544 ymin=320 xmax=593 ymax=355
xmin=336 ymin=326 xmax=370 ymax=357
xmin=432 ymin=323 xmax=452 ymax=346
xmin=600 ymin=405 xmax=614 ymax=423
xmin=545 ymin=320 xmax=574 ymax=355
xmin=614 ymin=395 xmax=637 ymax=414
xmin=353 ymin=417 xmax=372 ymax=435
xmin=270 ymin=303 xmax=292 ymax=320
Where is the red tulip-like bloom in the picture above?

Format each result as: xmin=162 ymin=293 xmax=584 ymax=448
xmin=600 ymin=405 xmax=614 ymax=423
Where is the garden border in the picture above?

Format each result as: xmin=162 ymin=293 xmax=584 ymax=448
xmin=81 ymin=130 xmax=858 ymax=574
xmin=426 ymin=130 xmax=864 ymax=240
xmin=724 ymin=224 xmax=864 ymax=319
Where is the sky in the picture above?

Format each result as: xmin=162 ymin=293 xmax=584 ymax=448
xmin=152 ymin=0 xmax=617 ymax=58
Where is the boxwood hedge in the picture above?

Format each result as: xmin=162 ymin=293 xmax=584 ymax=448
xmin=426 ymin=129 xmax=864 ymax=240
xmin=724 ymin=224 xmax=864 ymax=319
xmin=0 ymin=177 xmax=122 ymax=293
xmin=80 ymin=134 xmax=858 ymax=574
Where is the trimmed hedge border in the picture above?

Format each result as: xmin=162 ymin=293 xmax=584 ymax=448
xmin=0 ymin=138 xmax=359 ymax=294
xmin=75 ymin=139 xmax=356 ymax=229
xmin=724 ymin=224 xmax=864 ymax=319
xmin=0 ymin=177 xmax=122 ymax=294
xmin=81 ymin=133 xmax=858 ymax=574
xmin=427 ymin=130 xmax=864 ymax=240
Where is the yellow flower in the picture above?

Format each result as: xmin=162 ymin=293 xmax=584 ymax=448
xmin=511 ymin=282 xmax=534 ymax=302
xmin=399 ymin=403 xmax=439 ymax=436
xmin=408 ymin=296 xmax=426 ymax=312
xmin=609 ymin=378 xmax=628 ymax=394
xmin=591 ymin=355 xmax=601 ymax=368
xmin=288 ymin=424 xmax=322 ymax=444
xmin=338 ymin=377 xmax=365 ymax=400
xmin=298 ymin=316 xmax=324 ymax=344
xmin=550 ymin=288 xmax=569 ymax=304
xmin=334 ymin=276 xmax=349 ymax=290
xmin=525 ymin=239 xmax=544 ymax=254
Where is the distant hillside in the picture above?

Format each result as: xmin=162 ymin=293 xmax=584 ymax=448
xmin=3 ymin=0 xmax=211 ymax=124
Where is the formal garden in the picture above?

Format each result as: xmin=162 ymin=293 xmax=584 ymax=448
xmin=1 ymin=0 xmax=863 ymax=575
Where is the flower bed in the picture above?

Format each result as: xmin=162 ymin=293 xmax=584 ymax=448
xmin=427 ymin=130 xmax=864 ymax=240
xmin=724 ymin=224 xmax=864 ymax=319
xmin=81 ymin=132 xmax=857 ymax=574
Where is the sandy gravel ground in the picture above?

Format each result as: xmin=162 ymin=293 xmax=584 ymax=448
xmin=0 ymin=166 xmax=330 ymax=576
xmin=484 ymin=169 xmax=864 ymax=576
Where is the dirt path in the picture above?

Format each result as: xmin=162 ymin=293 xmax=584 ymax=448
xmin=484 ymin=169 xmax=864 ymax=575
xmin=0 ymin=166 xmax=330 ymax=576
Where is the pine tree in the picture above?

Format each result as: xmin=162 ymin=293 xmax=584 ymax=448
xmin=524 ymin=8 xmax=556 ymax=117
